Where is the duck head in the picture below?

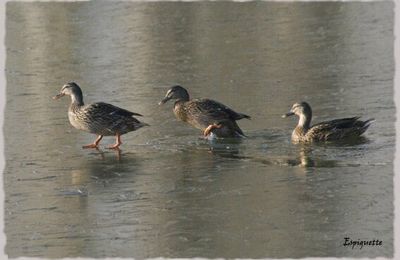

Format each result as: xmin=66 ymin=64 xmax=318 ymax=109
xmin=282 ymin=102 xmax=312 ymax=118
xmin=53 ymin=82 xmax=84 ymax=104
xmin=159 ymin=85 xmax=190 ymax=105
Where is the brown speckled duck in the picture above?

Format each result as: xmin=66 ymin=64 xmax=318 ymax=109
xmin=283 ymin=102 xmax=373 ymax=143
xmin=53 ymin=82 xmax=148 ymax=149
xmin=159 ymin=85 xmax=250 ymax=138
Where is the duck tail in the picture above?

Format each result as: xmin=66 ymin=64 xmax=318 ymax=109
xmin=360 ymin=118 xmax=374 ymax=134
xmin=363 ymin=118 xmax=374 ymax=128
xmin=131 ymin=112 xmax=144 ymax=117
xmin=240 ymin=113 xmax=251 ymax=120
xmin=235 ymin=128 xmax=247 ymax=137
xmin=139 ymin=122 xmax=150 ymax=127
xmin=130 ymin=119 xmax=149 ymax=130
xmin=233 ymin=122 xmax=247 ymax=137
xmin=237 ymin=132 xmax=247 ymax=138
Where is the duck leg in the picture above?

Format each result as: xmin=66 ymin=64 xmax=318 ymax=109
xmin=107 ymin=133 xmax=122 ymax=149
xmin=83 ymin=135 xmax=103 ymax=149
xmin=204 ymin=123 xmax=223 ymax=136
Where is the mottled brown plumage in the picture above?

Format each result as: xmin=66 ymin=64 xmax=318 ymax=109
xmin=159 ymin=85 xmax=250 ymax=138
xmin=53 ymin=82 xmax=148 ymax=149
xmin=283 ymin=102 xmax=373 ymax=143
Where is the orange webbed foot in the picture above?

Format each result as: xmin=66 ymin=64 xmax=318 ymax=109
xmin=203 ymin=123 xmax=223 ymax=136
xmin=107 ymin=134 xmax=122 ymax=149
xmin=82 ymin=143 xmax=99 ymax=149
xmin=82 ymin=135 xmax=103 ymax=149
xmin=107 ymin=144 xmax=121 ymax=150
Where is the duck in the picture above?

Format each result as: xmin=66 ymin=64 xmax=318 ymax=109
xmin=159 ymin=85 xmax=250 ymax=138
xmin=53 ymin=82 xmax=148 ymax=149
xmin=282 ymin=102 xmax=373 ymax=143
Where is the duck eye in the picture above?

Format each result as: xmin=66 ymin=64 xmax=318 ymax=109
xmin=61 ymin=85 xmax=71 ymax=92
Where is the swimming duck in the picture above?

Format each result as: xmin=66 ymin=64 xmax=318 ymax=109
xmin=159 ymin=85 xmax=250 ymax=138
xmin=53 ymin=82 xmax=148 ymax=149
xmin=282 ymin=102 xmax=373 ymax=143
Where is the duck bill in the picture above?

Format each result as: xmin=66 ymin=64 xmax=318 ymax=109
xmin=282 ymin=112 xmax=295 ymax=118
xmin=158 ymin=96 xmax=171 ymax=105
xmin=52 ymin=93 xmax=65 ymax=100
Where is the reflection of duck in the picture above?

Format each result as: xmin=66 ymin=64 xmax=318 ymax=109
xmin=53 ymin=82 xmax=148 ymax=149
xmin=207 ymin=139 xmax=249 ymax=160
xmin=90 ymin=147 xmax=122 ymax=161
xmin=286 ymin=147 xmax=338 ymax=168
xmin=298 ymin=148 xmax=315 ymax=168
xmin=283 ymin=102 xmax=373 ymax=143
xmin=159 ymin=85 xmax=250 ymax=138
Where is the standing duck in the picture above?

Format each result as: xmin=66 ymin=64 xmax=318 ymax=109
xmin=159 ymin=85 xmax=250 ymax=138
xmin=282 ymin=102 xmax=373 ymax=143
xmin=53 ymin=82 xmax=148 ymax=149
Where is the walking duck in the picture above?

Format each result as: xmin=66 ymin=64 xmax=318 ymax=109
xmin=159 ymin=85 xmax=250 ymax=138
xmin=53 ymin=82 xmax=148 ymax=149
xmin=283 ymin=102 xmax=373 ymax=143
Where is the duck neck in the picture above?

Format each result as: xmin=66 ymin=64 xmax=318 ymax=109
xmin=174 ymin=99 xmax=185 ymax=109
xmin=179 ymin=93 xmax=190 ymax=102
xmin=174 ymin=96 xmax=189 ymax=106
xmin=297 ymin=113 xmax=311 ymax=131
xmin=173 ymin=99 xmax=188 ymax=122
xmin=70 ymin=93 xmax=84 ymax=107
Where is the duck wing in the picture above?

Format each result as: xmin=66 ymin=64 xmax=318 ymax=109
xmin=318 ymin=117 xmax=362 ymax=127
xmin=309 ymin=117 xmax=372 ymax=140
xmin=80 ymin=102 xmax=146 ymax=133
xmin=89 ymin=102 xmax=143 ymax=118
xmin=187 ymin=98 xmax=250 ymax=124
